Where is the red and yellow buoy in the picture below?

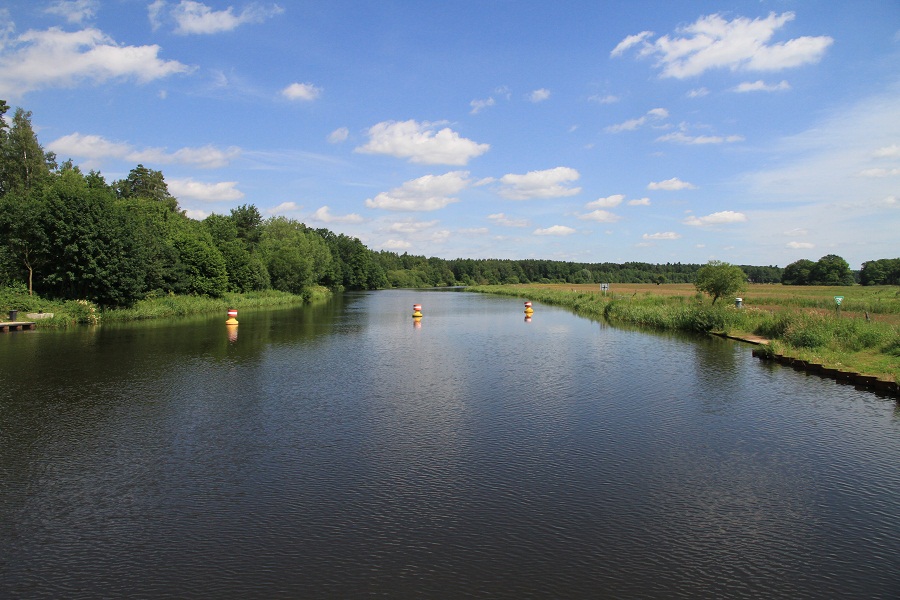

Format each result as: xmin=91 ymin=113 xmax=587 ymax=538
xmin=524 ymin=301 xmax=534 ymax=315
xmin=413 ymin=304 xmax=423 ymax=318
xmin=226 ymin=308 xmax=239 ymax=325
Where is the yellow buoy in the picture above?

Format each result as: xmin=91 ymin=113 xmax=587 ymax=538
xmin=226 ymin=308 xmax=239 ymax=325
xmin=412 ymin=304 xmax=423 ymax=318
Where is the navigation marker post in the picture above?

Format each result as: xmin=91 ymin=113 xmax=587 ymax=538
xmin=834 ymin=296 xmax=844 ymax=316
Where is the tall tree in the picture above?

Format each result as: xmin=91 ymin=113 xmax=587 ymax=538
xmin=0 ymin=107 xmax=56 ymax=197
xmin=114 ymin=164 xmax=179 ymax=212
xmin=694 ymin=260 xmax=747 ymax=304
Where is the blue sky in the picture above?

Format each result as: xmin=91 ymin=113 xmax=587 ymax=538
xmin=1 ymin=1 xmax=898 ymax=268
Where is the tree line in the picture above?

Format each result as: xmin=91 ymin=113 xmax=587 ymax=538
xmin=1 ymin=102 xmax=894 ymax=309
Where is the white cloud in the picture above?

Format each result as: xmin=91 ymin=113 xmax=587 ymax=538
xmin=498 ymin=166 xmax=581 ymax=200
xmin=488 ymin=213 xmax=529 ymax=228
xmin=168 ymin=178 xmax=244 ymax=202
xmin=578 ymin=209 xmax=621 ymax=223
xmin=610 ymin=30 xmax=654 ymax=57
xmin=683 ymin=210 xmax=747 ymax=226
xmin=534 ymin=225 xmax=576 ymax=236
xmin=268 ymin=201 xmax=299 ymax=214
xmin=387 ymin=219 xmax=439 ymax=234
xmin=47 ymin=133 xmax=240 ymax=169
xmin=312 ymin=206 xmax=363 ymax=224
xmin=615 ymin=12 xmax=833 ymax=79
xmin=733 ymin=80 xmax=791 ymax=93
xmin=0 ymin=26 xmax=193 ymax=98
xmin=328 ymin=127 xmax=349 ymax=143
xmin=858 ymin=167 xmax=900 ymax=178
xmin=528 ymin=88 xmax=551 ymax=102
xmin=606 ymin=108 xmax=668 ymax=133
xmin=382 ymin=239 xmax=412 ymax=250
xmin=586 ymin=194 xmax=624 ymax=208
xmin=873 ymin=144 xmax=900 ymax=158
xmin=470 ymin=97 xmax=495 ymax=114
xmin=656 ymin=131 xmax=744 ymax=144
xmin=282 ymin=82 xmax=321 ymax=101
xmin=44 ymin=0 xmax=99 ymax=24
xmin=648 ymin=177 xmax=696 ymax=190
xmin=628 ymin=197 xmax=651 ymax=206
xmin=162 ymin=1 xmax=284 ymax=35
xmin=687 ymin=87 xmax=709 ymax=98
xmin=356 ymin=120 xmax=489 ymax=165
xmin=787 ymin=241 xmax=815 ymax=249
xmin=365 ymin=171 xmax=470 ymax=211
xmin=643 ymin=232 xmax=681 ymax=240
xmin=589 ymin=94 xmax=619 ymax=104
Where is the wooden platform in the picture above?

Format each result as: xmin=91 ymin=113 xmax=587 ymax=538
xmin=0 ymin=321 xmax=36 ymax=332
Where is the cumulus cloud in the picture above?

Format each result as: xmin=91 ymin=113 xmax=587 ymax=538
xmin=648 ymin=177 xmax=696 ymax=190
xmin=656 ymin=131 xmax=744 ymax=144
xmin=44 ymin=0 xmax=99 ymax=24
xmin=606 ymin=108 xmax=668 ymax=133
xmin=488 ymin=213 xmax=529 ymax=228
xmin=312 ymin=206 xmax=363 ymax=224
xmin=382 ymin=239 xmax=412 ymax=250
xmin=610 ymin=30 xmax=654 ymax=57
xmin=328 ymin=127 xmax=349 ymax=143
xmin=873 ymin=144 xmax=900 ymax=158
xmin=586 ymin=194 xmax=624 ymax=208
xmin=168 ymin=178 xmax=244 ymax=202
xmin=365 ymin=171 xmax=470 ymax=211
xmin=683 ymin=210 xmax=747 ymax=226
xmin=589 ymin=94 xmax=620 ymax=104
xmin=152 ymin=1 xmax=284 ymax=35
xmin=733 ymin=80 xmax=791 ymax=93
xmin=0 ymin=26 xmax=192 ymax=97
xmin=613 ymin=12 xmax=833 ymax=79
xmin=267 ymin=201 xmax=299 ymax=214
xmin=787 ymin=241 xmax=815 ymax=249
xmin=642 ymin=232 xmax=681 ymax=240
xmin=470 ymin=97 xmax=495 ymax=114
xmin=47 ymin=133 xmax=240 ymax=169
xmin=387 ymin=219 xmax=439 ymax=234
xmin=356 ymin=120 xmax=489 ymax=165
xmin=282 ymin=82 xmax=321 ymax=101
xmin=534 ymin=225 xmax=576 ymax=236
xmin=578 ymin=209 xmax=621 ymax=223
xmin=628 ymin=197 xmax=651 ymax=206
xmin=528 ymin=88 xmax=551 ymax=102
xmin=498 ymin=166 xmax=581 ymax=200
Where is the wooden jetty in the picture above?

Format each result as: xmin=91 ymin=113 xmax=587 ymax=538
xmin=0 ymin=321 xmax=36 ymax=332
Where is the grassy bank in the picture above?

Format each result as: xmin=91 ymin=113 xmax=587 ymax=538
xmin=0 ymin=285 xmax=327 ymax=327
xmin=468 ymin=284 xmax=900 ymax=384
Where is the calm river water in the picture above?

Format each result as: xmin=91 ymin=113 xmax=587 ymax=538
xmin=1 ymin=289 xmax=899 ymax=598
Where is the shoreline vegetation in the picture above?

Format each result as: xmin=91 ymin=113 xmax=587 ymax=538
xmin=467 ymin=283 xmax=900 ymax=394
xmin=0 ymin=286 xmax=324 ymax=327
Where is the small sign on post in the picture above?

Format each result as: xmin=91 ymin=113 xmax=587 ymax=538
xmin=600 ymin=283 xmax=610 ymax=295
xmin=834 ymin=296 xmax=844 ymax=315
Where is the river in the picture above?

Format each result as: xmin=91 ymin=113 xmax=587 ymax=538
xmin=1 ymin=289 xmax=898 ymax=598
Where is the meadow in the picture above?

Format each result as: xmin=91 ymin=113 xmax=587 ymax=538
xmin=469 ymin=283 xmax=900 ymax=385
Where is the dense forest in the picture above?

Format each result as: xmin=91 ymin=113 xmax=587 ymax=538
xmin=0 ymin=102 xmax=893 ymax=309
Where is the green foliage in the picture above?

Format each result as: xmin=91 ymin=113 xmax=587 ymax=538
xmin=694 ymin=261 xmax=747 ymax=304
xmin=783 ymin=254 xmax=854 ymax=286
xmin=860 ymin=258 xmax=900 ymax=286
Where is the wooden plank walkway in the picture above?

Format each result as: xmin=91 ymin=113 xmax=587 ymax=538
xmin=0 ymin=321 xmax=36 ymax=332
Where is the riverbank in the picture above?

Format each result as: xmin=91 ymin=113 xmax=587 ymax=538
xmin=468 ymin=284 xmax=900 ymax=395
xmin=0 ymin=286 xmax=327 ymax=327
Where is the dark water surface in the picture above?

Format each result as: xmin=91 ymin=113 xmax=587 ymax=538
xmin=2 ymin=289 xmax=899 ymax=598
